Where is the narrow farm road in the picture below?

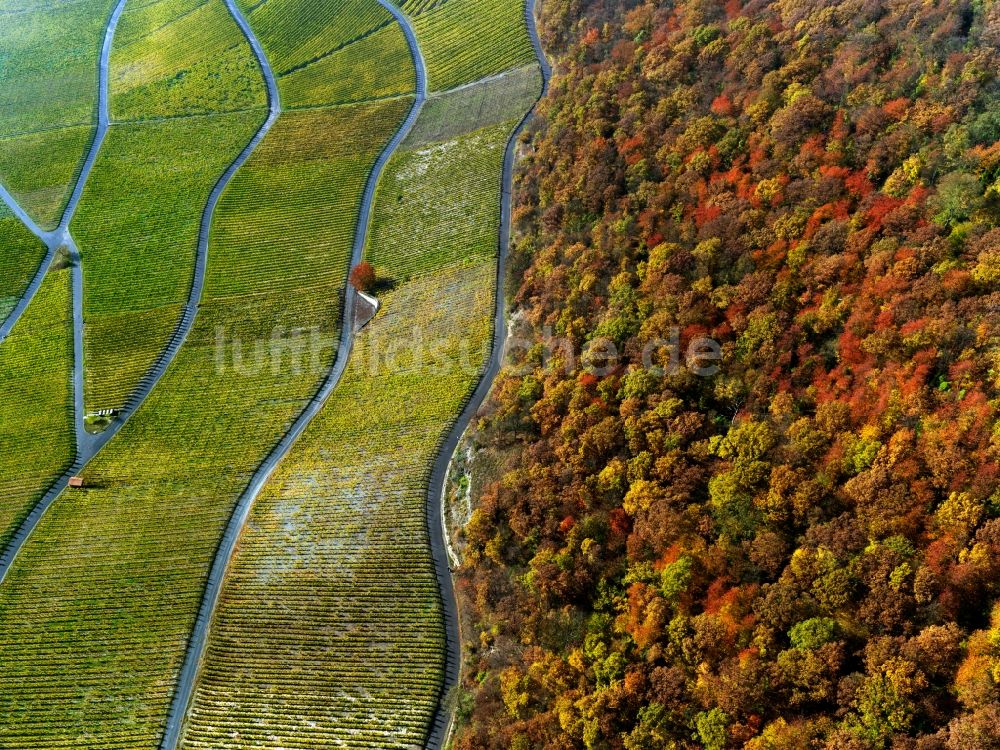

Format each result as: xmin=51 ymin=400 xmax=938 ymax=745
xmin=0 ymin=192 xmax=60 ymax=342
xmin=0 ymin=0 xmax=128 ymax=582
xmin=423 ymin=0 xmax=552 ymax=746
xmin=0 ymin=0 xmax=127 ymax=345
xmin=158 ymin=3 xmax=428 ymax=748
xmin=0 ymin=0 xmax=280 ymax=585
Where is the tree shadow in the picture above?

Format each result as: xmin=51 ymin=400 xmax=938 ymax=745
xmin=372 ymin=275 xmax=397 ymax=294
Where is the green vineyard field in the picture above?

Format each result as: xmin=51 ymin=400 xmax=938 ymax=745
xmin=0 ymin=0 xmax=117 ymax=228
xmin=0 ymin=0 xmax=541 ymax=746
xmin=176 ymin=66 xmax=540 ymax=747
xmin=0 ymin=66 xmax=411 ymax=750
xmin=0 ymin=128 xmax=94 ymax=230
xmin=399 ymin=0 xmax=535 ymax=91
xmin=0 ymin=211 xmax=48 ymax=321
xmin=180 ymin=260 xmax=494 ymax=749
xmin=110 ymin=0 xmax=268 ymax=120
xmin=279 ymin=22 xmax=415 ymax=108
xmin=0 ymin=267 xmax=74 ymax=550
xmin=73 ymin=111 xmax=266 ymax=411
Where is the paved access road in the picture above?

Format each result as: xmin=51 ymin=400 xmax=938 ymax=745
xmin=157 ymin=1 xmax=429 ymax=747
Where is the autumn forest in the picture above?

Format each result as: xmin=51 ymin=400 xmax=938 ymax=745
xmin=452 ymin=0 xmax=1000 ymax=748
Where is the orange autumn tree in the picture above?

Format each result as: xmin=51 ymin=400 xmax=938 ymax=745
xmin=348 ymin=261 xmax=375 ymax=292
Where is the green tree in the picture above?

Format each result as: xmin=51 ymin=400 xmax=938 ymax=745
xmin=695 ymin=708 xmax=729 ymax=750
xmin=932 ymin=171 xmax=983 ymax=227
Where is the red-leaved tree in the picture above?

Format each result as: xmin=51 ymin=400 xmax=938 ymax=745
xmin=349 ymin=261 xmax=376 ymax=292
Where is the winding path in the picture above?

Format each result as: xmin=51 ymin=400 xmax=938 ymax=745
xmin=158 ymin=2 xmax=428 ymax=747
xmin=0 ymin=0 xmax=128 ymax=580
xmin=0 ymin=0 xmax=280 ymax=582
xmin=0 ymin=0 xmax=127 ymax=344
xmin=422 ymin=0 xmax=551 ymax=746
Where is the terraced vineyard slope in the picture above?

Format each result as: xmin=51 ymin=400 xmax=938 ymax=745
xmin=73 ymin=0 xmax=268 ymax=411
xmin=177 ymin=58 xmax=542 ymax=750
xmin=0 ymin=0 xmax=116 ymax=229
xmin=0 ymin=2 xmax=414 ymax=748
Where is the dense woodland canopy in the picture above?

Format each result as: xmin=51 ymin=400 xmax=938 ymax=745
xmin=452 ymin=0 xmax=1000 ymax=747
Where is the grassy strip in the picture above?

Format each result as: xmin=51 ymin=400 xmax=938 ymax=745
xmin=0 ymin=97 xmax=409 ymax=749
xmin=0 ymin=267 xmax=74 ymax=550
